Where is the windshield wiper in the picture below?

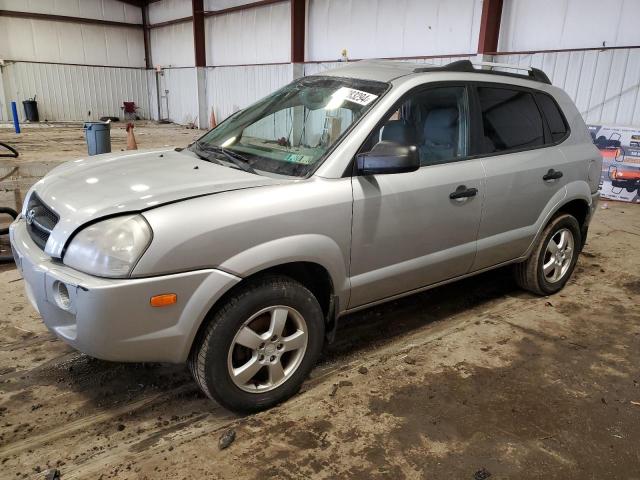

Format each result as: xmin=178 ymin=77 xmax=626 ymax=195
xmin=192 ymin=141 xmax=224 ymax=166
xmin=200 ymin=144 xmax=258 ymax=175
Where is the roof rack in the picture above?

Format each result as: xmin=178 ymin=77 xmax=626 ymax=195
xmin=413 ymin=59 xmax=551 ymax=85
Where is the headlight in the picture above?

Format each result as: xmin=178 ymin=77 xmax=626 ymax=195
xmin=63 ymin=215 xmax=152 ymax=278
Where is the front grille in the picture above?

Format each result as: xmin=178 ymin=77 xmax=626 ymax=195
xmin=25 ymin=193 xmax=59 ymax=250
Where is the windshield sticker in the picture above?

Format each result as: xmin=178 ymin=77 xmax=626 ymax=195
xmin=284 ymin=153 xmax=314 ymax=164
xmin=336 ymin=87 xmax=379 ymax=106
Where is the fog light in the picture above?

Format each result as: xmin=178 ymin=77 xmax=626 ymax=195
xmin=53 ymin=281 xmax=72 ymax=311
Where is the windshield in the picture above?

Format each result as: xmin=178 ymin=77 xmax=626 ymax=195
xmin=193 ymin=76 xmax=388 ymax=177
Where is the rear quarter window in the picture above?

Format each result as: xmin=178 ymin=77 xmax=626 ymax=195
xmin=535 ymin=92 xmax=569 ymax=142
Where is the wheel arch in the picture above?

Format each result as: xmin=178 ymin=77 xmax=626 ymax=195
xmin=185 ymin=258 xmax=342 ymax=363
xmin=522 ymin=182 xmax=593 ymax=260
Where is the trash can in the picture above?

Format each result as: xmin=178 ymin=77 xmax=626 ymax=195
xmin=23 ymin=99 xmax=39 ymax=122
xmin=84 ymin=122 xmax=111 ymax=156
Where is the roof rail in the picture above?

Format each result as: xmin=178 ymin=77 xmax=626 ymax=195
xmin=413 ymin=59 xmax=551 ymax=85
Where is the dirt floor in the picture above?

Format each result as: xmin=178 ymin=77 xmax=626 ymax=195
xmin=1 ymin=124 xmax=640 ymax=479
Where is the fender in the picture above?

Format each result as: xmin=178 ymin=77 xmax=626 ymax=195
xmin=219 ymin=233 xmax=350 ymax=311
xmin=170 ymin=235 xmax=349 ymax=362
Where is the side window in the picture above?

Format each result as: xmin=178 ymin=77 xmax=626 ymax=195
xmin=477 ymin=87 xmax=544 ymax=153
xmin=366 ymin=86 xmax=469 ymax=166
xmin=535 ymin=93 xmax=569 ymax=142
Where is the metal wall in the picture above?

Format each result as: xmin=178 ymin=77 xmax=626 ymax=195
xmin=1 ymin=62 xmax=151 ymax=122
xmin=205 ymin=1 xmax=291 ymax=66
xmin=0 ymin=0 xmax=142 ymax=23
xmin=499 ymin=0 xmax=640 ymax=52
xmin=150 ymin=22 xmax=195 ymax=68
xmin=148 ymin=0 xmax=191 ymax=24
xmin=206 ymin=63 xmax=293 ymax=122
xmin=306 ymin=0 xmax=482 ymax=61
xmin=0 ymin=0 xmax=145 ymax=67
xmin=152 ymin=68 xmax=199 ymax=125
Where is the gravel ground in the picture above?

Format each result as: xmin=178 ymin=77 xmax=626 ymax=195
xmin=1 ymin=125 xmax=639 ymax=479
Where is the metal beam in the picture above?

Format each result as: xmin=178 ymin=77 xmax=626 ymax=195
xmin=290 ymin=0 xmax=305 ymax=63
xmin=142 ymin=4 xmax=152 ymax=68
xmin=477 ymin=0 xmax=503 ymax=54
xmin=147 ymin=16 xmax=193 ymax=29
xmin=192 ymin=0 xmax=206 ymax=68
xmin=0 ymin=9 xmax=142 ymax=28
xmin=204 ymin=0 xmax=287 ymax=17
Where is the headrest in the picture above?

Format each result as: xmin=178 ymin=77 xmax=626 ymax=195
xmin=424 ymin=108 xmax=458 ymax=145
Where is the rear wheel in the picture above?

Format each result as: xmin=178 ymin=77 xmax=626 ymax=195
xmin=188 ymin=275 xmax=324 ymax=413
xmin=514 ymin=214 xmax=581 ymax=296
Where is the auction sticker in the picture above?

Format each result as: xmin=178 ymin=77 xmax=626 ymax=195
xmin=336 ymin=87 xmax=378 ymax=106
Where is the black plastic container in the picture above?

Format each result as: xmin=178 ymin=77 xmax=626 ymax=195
xmin=23 ymin=100 xmax=39 ymax=122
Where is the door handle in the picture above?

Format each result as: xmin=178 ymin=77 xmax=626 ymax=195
xmin=543 ymin=169 xmax=563 ymax=181
xmin=449 ymin=185 xmax=478 ymax=200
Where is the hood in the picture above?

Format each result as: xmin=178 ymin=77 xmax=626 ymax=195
xmin=28 ymin=148 xmax=289 ymax=257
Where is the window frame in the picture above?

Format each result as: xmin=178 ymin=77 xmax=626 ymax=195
xmin=349 ymin=81 xmax=476 ymax=176
xmin=468 ymin=82 xmax=571 ymax=158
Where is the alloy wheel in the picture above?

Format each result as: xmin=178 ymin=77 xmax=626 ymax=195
xmin=542 ymin=227 xmax=575 ymax=283
xmin=227 ymin=306 xmax=308 ymax=393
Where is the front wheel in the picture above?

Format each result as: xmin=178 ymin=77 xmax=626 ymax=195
xmin=514 ymin=213 xmax=581 ymax=296
xmin=188 ymin=275 xmax=325 ymax=413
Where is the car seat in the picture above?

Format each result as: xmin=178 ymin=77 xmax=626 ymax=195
xmin=419 ymin=108 xmax=458 ymax=164
xmin=380 ymin=120 xmax=416 ymax=146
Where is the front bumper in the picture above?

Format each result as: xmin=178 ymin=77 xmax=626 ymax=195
xmin=9 ymin=218 xmax=240 ymax=363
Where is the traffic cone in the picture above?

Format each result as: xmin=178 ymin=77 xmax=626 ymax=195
xmin=209 ymin=107 xmax=217 ymax=129
xmin=126 ymin=122 xmax=138 ymax=150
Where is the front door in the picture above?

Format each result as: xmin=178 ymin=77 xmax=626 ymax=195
xmin=349 ymin=85 xmax=484 ymax=308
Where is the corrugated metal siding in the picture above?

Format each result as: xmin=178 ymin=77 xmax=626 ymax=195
xmin=205 ymin=1 xmax=291 ymax=66
xmin=0 ymin=0 xmax=142 ymax=23
xmin=1 ymin=62 xmax=151 ymax=122
xmin=158 ymin=68 xmax=199 ymax=124
xmin=150 ymin=23 xmax=195 ymax=68
xmin=0 ymin=17 xmax=146 ymax=67
xmin=494 ymin=48 xmax=640 ymax=126
xmin=206 ymin=64 xmax=293 ymax=122
xmin=307 ymin=0 xmax=482 ymax=61
xmin=499 ymin=0 xmax=640 ymax=52
xmin=148 ymin=0 xmax=192 ymax=24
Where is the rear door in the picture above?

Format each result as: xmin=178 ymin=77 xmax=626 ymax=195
xmin=349 ymin=84 xmax=484 ymax=308
xmin=470 ymin=84 xmax=568 ymax=271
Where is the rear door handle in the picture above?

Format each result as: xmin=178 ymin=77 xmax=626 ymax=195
xmin=449 ymin=185 xmax=478 ymax=200
xmin=543 ymin=169 xmax=563 ymax=181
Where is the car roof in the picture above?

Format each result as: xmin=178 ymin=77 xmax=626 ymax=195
xmin=315 ymin=59 xmax=553 ymax=87
xmin=315 ymin=60 xmax=421 ymax=83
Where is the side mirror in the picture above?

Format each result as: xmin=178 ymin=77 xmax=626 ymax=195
xmin=356 ymin=141 xmax=419 ymax=175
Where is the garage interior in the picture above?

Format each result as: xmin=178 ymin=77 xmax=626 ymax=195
xmin=1 ymin=0 xmax=640 ymax=478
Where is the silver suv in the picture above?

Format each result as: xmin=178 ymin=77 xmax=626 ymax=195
xmin=10 ymin=60 xmax=602 ymax=412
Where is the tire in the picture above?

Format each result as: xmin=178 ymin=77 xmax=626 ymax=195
xmin=0 ymin=207 xmax=18 ymax=236
xmin=188 ymin=275 xmax=325 ymax=413
xmin=514 ymin=213 xmax=581 ymax=296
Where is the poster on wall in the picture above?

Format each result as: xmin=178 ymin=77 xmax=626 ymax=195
xmin=588 ymin=124 xmax=640 ymax=204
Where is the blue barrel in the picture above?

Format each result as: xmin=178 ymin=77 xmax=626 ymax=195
xmin=84 ymin=122 xmax=111 ymax=156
